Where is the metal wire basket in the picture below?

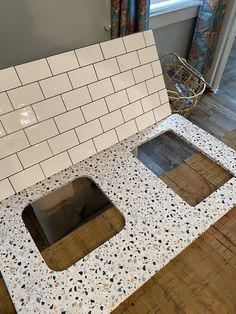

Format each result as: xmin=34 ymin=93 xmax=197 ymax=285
xmin=160 ymin=52 xmax=210 ymax=117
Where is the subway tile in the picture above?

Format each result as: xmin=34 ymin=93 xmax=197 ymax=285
xmin=18 ymin=142 xmax=52 ymax=168
xmin=68 ymin=65 xmax=97 ymax=89
xmin=94 ymin=58 xmax=120 ymax=80
xmin=121 ymin=101 xmax=143 ymax=122
xmin=159 ymin=89 xmax=169 ymax=104
xmin=0 ymin=93 xmax=13 ymax=115
xmin=154 ymin=103 xmax=172 ymax=122
xmin=82 ymin=98 xmax=108 ymax=122
xmin=126 ymin=82 xmax=148 ymax=103
xmin=111 ymin=70 xmax=135 ymax=92
xmin=100 ymin=38 xmax=126 ymax=59
xmin=0 ymin=130 xmax=29 ymax=159
xmin=143 ymin=30 xmax=156 ymax=46
xmin=138 ymin=46 xmax=159 ymax=65
xmin=69 ymin=140 xmax=97 ymax=164
xmin=10 ymin=165 xmax=45 ymax=193
xmin=0 ymin=179 xmax=15 ymax=201
xmin=93 ymin=129 xmax=118 ymax=152
xmin=117 ymin=52 xmax=140 ymax=72
xmin=151 ymin=60 xmax=162 ymax=76
xmin=15 ymin=59 xmax=52 ymax=85
xmin=105 ymin=90 xmax=129 ymax=112
xmin=123 ymin=32 xmax=146 ymax=52
xmin=100 ymin=110 xmax=124 ymax=132
xmin=0 ymin=122 xmax=6 ymax=137
xmin=8 ymin=83 xmax=44 ymax=109
xmin=48 ymin=130 xmax=79 ymax=155
xmin=25 ymin=119 xmax=58 ymax=145
xmin=62 ymin=87 xmax=91 ymax=111
xmin=0 ymin=67 xmax=21 ymax=93
xmin=135 ymin=111 xmax=155 ymax=131
xmin=146 ymin=75 xmax=165 ymax=94
xmin=33 ymin=96 xmax=66 ymax=121
xmin=116 ymin=119 xmax=137 ymax=141
xmin=88 ymin=78 xmax=114 ymax=101
xmin=75 ymin=44 xmax=103 ymax=66
xmin=39 ymin=73 xmax=72 ymax=98
xmin=55 ymin=107 xmax=85 ymax=133
xmin=0 ymin=155 xmax=22 ymax=180
xmin=75 ymin=119 xmax=103 ymax=143
xmin=1 ymin=106 xmax=37 ymax=134
xmin=47 ymin=51 xmax=79 ymax=75
xmin=141 ymin=92 xmax=161 ymax=112
xmin=41 ymin=152 xmax=72 ymax=178
xmin=132 ymin=64 xmax=153 ymax=84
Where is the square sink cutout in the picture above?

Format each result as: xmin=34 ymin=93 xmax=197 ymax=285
xmin=22 ymin=177 xmax=125 ymax=271
xmin=133 ymin=131 xmax=232 ymax=206
xmin=0 ymin=271 xmax=16 ymax=313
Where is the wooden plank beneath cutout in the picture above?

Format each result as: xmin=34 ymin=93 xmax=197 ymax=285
xmin=0 ymin=276 xmax=16 ymax=314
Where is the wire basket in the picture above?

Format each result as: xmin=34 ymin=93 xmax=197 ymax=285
xmin=160 ymin=52 xmax=210 ymax=117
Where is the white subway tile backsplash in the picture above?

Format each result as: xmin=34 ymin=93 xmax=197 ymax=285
xmin=33 ymin=96 xmax=66 ymax=121
xmin=48 ymin=130 xmax=79 ymax=155
xmin=41 ymin=152 xmax=72 ymax=178
xmin=15 ymin=59 xmax=52 ymax=85
xmin=94 ymin=58 xmax=120 ymax=80
xmin=25 ymin=119 xmax=58 ymax=145
xmin=154 ymin=103 xmax=172 ymax=122
xmin=141 ymin=93 xmax=161 ymax=112
xmin=116 ymin=119 xmax=137 ymax=141
xmin=0 ymin=179 xmax=14 ymax=201
xmin=100 ymin=38 xmax=126 ymax=59
xmin=117 ymin=52 xmax=140 ymax=72
xmin=123 ymin=32 xmax=146 ymax=52
xmin=0 ymin=155 xmax=22 ymax=180
xmin=54 ymin=107 xmax=85 ymax=133
xmin=136 ymin=110 xmax=155 ymax=131
xmin=62 ymin=87 xmax=91 ymax=111
xmin=75 ymin=44 xmax=104 ymax=66
xmin=69 ymin=140 xmax=97 ymax=164
xmin=159 ymin=89 xmax=169 ymax=104
xmin=146 ymin=76 xmax=165 ymax=94
xmin=0 ymin=131 xmax=29 ymax=159
xmin=0 ymin=67 xmax=21 ymax=93
xmin=126 ymin=82 xmax=148 ymax=103
xmin=143 ymin=30 xmax=156 ymax=46
xmin=105 ymin=90 xmax=129 ymax=112
xmin=68 ymin=65 xmax=97 ymax=89
xmin=8 ymin=83 xmax=44 ymax=109
xmin=18 ymin=142 xmax=52 ymax=168
xmin=151 ymin=60 xmax=162 ymax=76
xmin=93 ymin=129 xmax=118 ymax=152
xmin=39 ymin=73 xmax=72 ymax=98
xmin=0 ymin=122 xmax=6 ymax=137
xmin=121 ymin=101 xmax=143 ymax=122
xmin=82 ymin=99 xmax=108 ymax=122
xmin=132 ymin=64 xmax=153 ymax=84
xmin=1 ymin=106 xmax=37 ymax=134
xmin=88 ymin=78 xmax=114 ymax=101
xmin=111 ymin=70 xmax=135 ymax=91
xmin=100 ymin=110 xmax=124 ymax=132
xmin=47 ymin=51 xmax=79 ymax=75
xmin=10 ymin=165 xmax=45 ymax=193
xmin=75 ymin=119 xmax=103 ymax=143
xmin=138 ymin=46 xmax=159 ymax=65
xmin=0 ymin=93 xmax=13 ymax=115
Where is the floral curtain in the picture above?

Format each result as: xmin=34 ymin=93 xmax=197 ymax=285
xmin=188 ymin=0 xmax=228 ymax=75
xmin=111 ymin=0 xmax=150 ymax=39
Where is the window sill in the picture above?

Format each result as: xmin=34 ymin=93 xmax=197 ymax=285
xmin=150 ymin=1 xmax=201 ymax=29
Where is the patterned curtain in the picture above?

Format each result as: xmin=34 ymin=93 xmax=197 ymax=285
xmin=188 ymin=0 xmax=228 ymax=75
xmin=111 ymin=0 xmax=150 ymax=39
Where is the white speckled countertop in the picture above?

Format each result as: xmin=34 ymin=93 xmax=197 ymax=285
xmin=0 ymin=114 xmax=235 ymax=314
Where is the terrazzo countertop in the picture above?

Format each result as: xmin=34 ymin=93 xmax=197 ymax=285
xmin=0 ymin=114 xmax=236 ymax=314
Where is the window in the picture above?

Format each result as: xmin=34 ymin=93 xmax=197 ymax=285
xmin=150 ymin=0 xmax=202 ymax=16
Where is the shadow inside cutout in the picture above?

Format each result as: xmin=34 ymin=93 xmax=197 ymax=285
xmin=22 ymin=177 xmax=125 ymax=271
xmin=133 ymin=131 xmax=233 ymax=206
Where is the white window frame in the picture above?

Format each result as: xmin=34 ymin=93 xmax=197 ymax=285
xmin=150 ymin=0 xmax=202 ymax=16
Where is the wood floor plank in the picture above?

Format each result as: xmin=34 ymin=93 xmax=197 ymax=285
xmin=0 ymin=276 xmax=16 ymax=314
